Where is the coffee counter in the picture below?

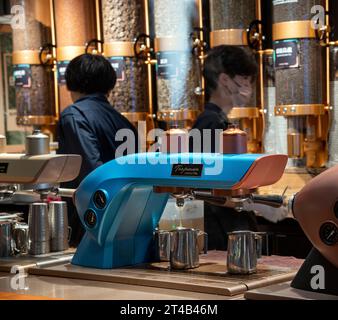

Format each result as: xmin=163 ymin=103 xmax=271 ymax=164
xmin=0 ymin=272 xmax=238 ymax=300
xmin=0 ymin=251 xmax=304 ymax=300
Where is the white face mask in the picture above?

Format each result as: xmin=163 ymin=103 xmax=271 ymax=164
xmin=225 ymin=75 xmax=253 ymax=107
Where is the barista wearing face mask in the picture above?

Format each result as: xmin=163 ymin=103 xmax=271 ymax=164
xmin=192 ymin=45 xmax=257 ymax=153
xmin=191 ymin=45 xmax=258 ymax=250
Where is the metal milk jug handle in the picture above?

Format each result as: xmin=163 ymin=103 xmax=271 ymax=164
xmin=197 ymin=230 xmax=208 ymax=254
xmin=68 ymin=226 xmax=72 ymax=243
xmin=12 ymin=227 xmax=26 ymax=255
xmin=254 ymin=232 xmax=266 ymax=259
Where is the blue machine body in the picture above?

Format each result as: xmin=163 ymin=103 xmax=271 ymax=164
xmin=72 ymin=152 xmax=272 ymax=269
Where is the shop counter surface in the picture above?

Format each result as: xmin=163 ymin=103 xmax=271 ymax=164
xmin=0 ymin=272 xmax=239 ymax=300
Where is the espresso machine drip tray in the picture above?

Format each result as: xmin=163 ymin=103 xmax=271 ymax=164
xmin=29 ymin=251 xmax=303 ymax=297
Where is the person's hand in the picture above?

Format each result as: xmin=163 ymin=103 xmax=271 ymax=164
xmin=243 ymin=202 xmax=289 ymax=223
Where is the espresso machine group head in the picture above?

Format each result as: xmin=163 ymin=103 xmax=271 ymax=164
xmin=72 ymin=152 xmax=288 ymax=269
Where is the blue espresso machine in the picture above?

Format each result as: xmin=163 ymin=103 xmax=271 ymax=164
xmin=72 ymin=152 xmax=287 ymax=269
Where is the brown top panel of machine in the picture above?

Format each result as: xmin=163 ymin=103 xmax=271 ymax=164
xmin=231 ymin=154 xmax=288 ymax=190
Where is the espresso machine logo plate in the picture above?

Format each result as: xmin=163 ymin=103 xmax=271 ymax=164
xmin=274 ymin=40 xmax=300 ymax=69
xmin=171 ymin=164 xmax=203 ymax=177
xmin=13 ymin=64 xmax=32 ymax=88
xmin=0 ymin=163 xmax=9 ymax=174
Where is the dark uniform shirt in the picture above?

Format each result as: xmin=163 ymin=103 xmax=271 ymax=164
xmin=57 ymin=93 xmax=138 ymax=245
xmin=192 ymin=102 xmax=257 ymax=251
xmin=192 ymin=103 xmax=229 ymax=153
xmin=194 ymin=102 xmax=229 ymax=131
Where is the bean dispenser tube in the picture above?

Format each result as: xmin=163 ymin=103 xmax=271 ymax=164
xmin=101 ymin=0 xmax=152 ymax=128
xmin=209 ymin=0 xmax=265 ymax=154
xmin=11 ymin=0 xmax=55 ymax=126
xmin=273 ymin=0 xmax=329 ymax=168
xmin=54 ymin=0 xmax=96 ymax=113
xmin=151 ymin=0 xmax=203 ymax=129
xmin=328 ymin=0 xmax=338 ymax=167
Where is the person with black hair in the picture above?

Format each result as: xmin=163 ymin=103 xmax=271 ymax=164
xmin=193 ymin=45 xmax=258 ymax=153
xmin=192 ymin=45 xmax=259 ymax=251
xmin=57 ymin=54 xmax=138 ymax=246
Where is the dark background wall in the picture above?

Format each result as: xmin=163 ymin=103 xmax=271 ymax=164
xmin=0 ymin=0 xmax=10 ymax=16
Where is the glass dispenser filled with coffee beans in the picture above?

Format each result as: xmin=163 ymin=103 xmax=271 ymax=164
xmin=151 ymin=0 xmax=203 ymax=129
xmin=273 ymin=0 xmax=329 ymax=168
xmin=11 ymin=0 xmax=55 ymax=126
xmin=101 ymin=0 xmax=150 ymax=124
xmin=209 ymin=0 xmax=265 ymax=153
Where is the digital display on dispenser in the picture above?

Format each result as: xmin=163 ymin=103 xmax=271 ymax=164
xmin=108 ymin=57 xmax=125 ymax=82
xmin=156 ymin=52 xmax=180 ymax=79
xmin=274 ymin=40 xmax=300 ymax=69
xmin=57 ymin=61 xmax=70 ymax=85
xmin=13 ymin=64 xmax=32 ymax=88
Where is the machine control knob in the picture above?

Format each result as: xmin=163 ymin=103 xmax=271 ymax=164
xmin=84 ymin=210 xmax=97 ymax=229
xmin=319 ymin=222 xmax=338 ymax=246
xmin=93 ymin=190 xmax=107 ymax=209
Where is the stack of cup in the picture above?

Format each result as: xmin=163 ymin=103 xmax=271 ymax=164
xmin=28 ymin=203 xmax=50 ymax=255
xmin=49 ymin=201 xmax=70 ymax=252
xmin=28 ymin=201 xmax=71 ymax=256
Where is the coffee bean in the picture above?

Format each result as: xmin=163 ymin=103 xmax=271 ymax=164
xmin=209 ymin=0 xmax=256 ymax=31
xmin=273 ymin=0 xmax=325 ymax=24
